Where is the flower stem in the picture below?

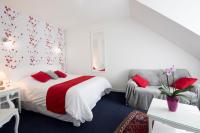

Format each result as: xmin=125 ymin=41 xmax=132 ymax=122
xmin=172 ymin=72 xmax=175 ymax=93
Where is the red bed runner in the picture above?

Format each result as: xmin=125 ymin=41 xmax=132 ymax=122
xmin=46 ymin=76 xmax=95 ymax=114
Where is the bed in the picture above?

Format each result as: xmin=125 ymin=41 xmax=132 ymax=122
xmin=12 ymin=66 xmax=111 ymax=126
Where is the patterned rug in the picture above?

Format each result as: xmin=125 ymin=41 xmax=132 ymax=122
xmin=115 ymin=111 xmax=148 ymax=133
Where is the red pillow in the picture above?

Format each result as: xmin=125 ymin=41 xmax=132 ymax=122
xmin=172 ymin=77 xmax=197 ymax=90
xmin=54 ymin=70 xmax=67 ymax=78
xmin=132 ymin=74 xmax=149 ymax=88
xmin=31 ymin=71 xmax=52 ymax=82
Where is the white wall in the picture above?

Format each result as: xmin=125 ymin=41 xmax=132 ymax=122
xmin=67 ymin=18 xmax=200 ymax=91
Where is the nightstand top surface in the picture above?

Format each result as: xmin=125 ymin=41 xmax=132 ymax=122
xmin=0 ymin=86 xmax=20 ymax=96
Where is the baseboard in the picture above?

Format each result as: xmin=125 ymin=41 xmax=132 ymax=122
xmin=111 ymin=88 xmax=125 ymax=93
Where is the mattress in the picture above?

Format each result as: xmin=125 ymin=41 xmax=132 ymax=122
xmin=17 ymin=74 xmax=111 ymax=126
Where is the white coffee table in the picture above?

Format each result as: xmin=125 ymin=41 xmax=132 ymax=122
xmin=153 ymin=121 xmax=193 ymax=133
xmin=147 ymin=98 xmax=200 ymax=133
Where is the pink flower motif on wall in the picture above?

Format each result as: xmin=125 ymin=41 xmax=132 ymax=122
xmin=45 ymin=23 xmax=53 ymax=32
xmin=46 ymin=38 xmax=53 ymax=49
xmin=44 ymin=22 xmax=57 ymax=65
xmin=3 ymin=6 xmax=21 ymax=39
xmin=46 ymin=51 xmax=55 ymax=65
xmin=4 ymin=6 xmax=17 ymax=20
xmin=45 ymin=23 xmax=54 ymax=49
xmin=27 ymin=16 xmax=40 ymax=48
xmin=26 ymin=16 xmax=42 ymax=66
xmin=4 ymin=55 xmax=23 ymax=69
xmin=56 ymin=28 xmax=65 ymax=70
xmin=59 ymin=53 xmax=65 ymax=70
xmin=46 ymin=57 xmax=53 ymax=65
xmin=4 ymin=28 xmax=12 ymax=38
xmin=29 ymin=56 xmax=37 ymax=66
xmin=0 ymin=6 xmax=65 ymax=70
xmin=0 ymin=6 xmax=24 ymax=69
xmin=28 ymin=50 xmax=40 ymax=66
xmin=4 ymin=55 xmax=17 ymax=69
xmin=28 ymin=34 xmax=40 ymax=48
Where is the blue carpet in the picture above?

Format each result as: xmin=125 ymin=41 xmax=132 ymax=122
xmin=0 ymin=92 xmax=133 ymax=133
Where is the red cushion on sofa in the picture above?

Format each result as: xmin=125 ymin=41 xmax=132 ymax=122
xmin=54 ymin=70 xmax=67 ymax=78
xmin=132 ymin=74 xmax=149 ymax=88
xmin=172 ymin=77 xmax=197 ymax=90
xmin=31 ymin=71 xmax=52 ymax=82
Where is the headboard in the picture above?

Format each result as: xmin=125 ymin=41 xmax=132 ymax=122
xmin=0 ymin=5 xmax=65 ymax=80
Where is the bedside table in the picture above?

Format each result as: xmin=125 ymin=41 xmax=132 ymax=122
xmin=0 ymin=87 xmax=21 ymax=112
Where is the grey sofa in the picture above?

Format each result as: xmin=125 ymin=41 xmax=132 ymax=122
xmin=125 ymin=69 xmax=200 ymax=110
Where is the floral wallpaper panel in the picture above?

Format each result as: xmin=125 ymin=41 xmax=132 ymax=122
xmin=0 ymin=5 xmax=65 ymax=73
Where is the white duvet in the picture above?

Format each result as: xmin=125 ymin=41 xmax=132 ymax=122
xmin=17 ymin=74 xmax=112 ymax=123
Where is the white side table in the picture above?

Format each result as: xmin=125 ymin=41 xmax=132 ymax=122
xmin=148 ymin=98 xmax=200 ymax=133
xmin=153 ymin=121 xmax=193 ymax=133
xmin=0 ymin=108 xmax=19 ymax=133
xmin=0 ymin=87 xmax=21 ymax=112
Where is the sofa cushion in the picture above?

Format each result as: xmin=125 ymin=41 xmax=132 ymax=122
xmin=132 ymin=74 xmax=149 ymax=88
xmin=172 ymin=77 xmax=197 ymax=90
xmin=129 ymin=69 xmax=163 ymax=86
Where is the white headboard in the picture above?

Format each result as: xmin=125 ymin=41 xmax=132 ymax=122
xmin=0 ymin=5 xmax=65 ymax=80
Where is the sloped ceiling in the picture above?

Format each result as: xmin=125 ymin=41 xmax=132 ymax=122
xmin=131 ymin=0 xmax=200 ymax=60
xmin=136 ymin=0 xmax=200 ymax=35
xmin=1 ymin=0 xmax=130 ymax=28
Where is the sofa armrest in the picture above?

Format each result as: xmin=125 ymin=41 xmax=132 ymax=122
xmin=125 ymin=79 xmax=138 ymax=105
xmin=191 ymin=83 xmax=200 ymax=109
xmin=190 ymin=83 xmax=200 ymax=94
xmin=127 ymin=79 xmax=138 ymax=88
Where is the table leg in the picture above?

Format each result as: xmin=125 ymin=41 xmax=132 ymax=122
xmin=14 ymin=113 xmax=19 ymax=133
xmin=149 ymin=117 xmax=153 ymax=133
xmin=6 ymin=95 xmax=15 ymax=109
xmin=18 ymin=98 xmax=21 ymax=113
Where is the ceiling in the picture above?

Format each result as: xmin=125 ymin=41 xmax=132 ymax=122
xmin=1 ymin=0 xmax=131 ymax=28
